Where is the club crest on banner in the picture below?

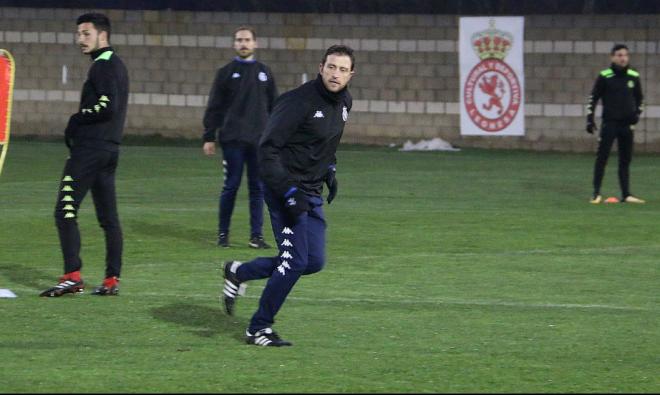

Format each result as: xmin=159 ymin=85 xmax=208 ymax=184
xmin=460 ymin=17 xmax=525 ymax=136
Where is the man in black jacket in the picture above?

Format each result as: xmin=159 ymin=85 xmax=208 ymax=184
xmin=221 ymin=45 xmax=355 ymax=347
xmin=41 ymin=13 xmax=128 ymax=297
xmin=202 ymin=27 xmax=278 ymax=249
xmin=586 ymin=44 xmax=645 ymax=204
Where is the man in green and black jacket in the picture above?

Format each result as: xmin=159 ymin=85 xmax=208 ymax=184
xmin=586 ymin=44 xmax=645 ymax=204
xmin=41 ymin=13 xmax=128 ymax=297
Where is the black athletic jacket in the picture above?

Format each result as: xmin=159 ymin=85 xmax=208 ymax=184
xmin=65 ymin=47 xmax=129 ymax=152
xmin=587 ymin=63 xmax=644 ymax=123
xmin=259 ymin=74 xmax=352 ymax=197
xmin=203 ymin=58 xmax=277 ymax=146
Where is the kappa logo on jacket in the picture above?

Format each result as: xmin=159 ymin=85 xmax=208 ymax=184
xmin=342 ymin=106 xmax=348 ymax=121
xmin=258 ymin=71 xmax=268 ymax=81
xmin=313 ymin=110 xmax=324 ymax=118
xmin=231 ymin=72 xmax=241 ymax=79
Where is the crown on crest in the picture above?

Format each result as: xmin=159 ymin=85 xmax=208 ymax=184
xmin=471 ymin=19 xmax=513 ymax=60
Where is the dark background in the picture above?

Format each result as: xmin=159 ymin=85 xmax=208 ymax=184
xmin=0 ymin=0 xmax=659 ymax=14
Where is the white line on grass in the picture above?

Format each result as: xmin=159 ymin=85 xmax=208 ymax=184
xmin=6 ymin=284 xmax=654 ymax=312
xmin=137 ymin=291 xmax=656 ymax=312
xmin=330 ymin=244 xmax=660 ymax=260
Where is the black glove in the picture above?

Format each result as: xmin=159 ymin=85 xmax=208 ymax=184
xmin=325 ymin=165 xmax=338 ymax=204
xmin=283 ymin=187 xmax=309 ymax=222
xmin=630 ymin=112 xmax=640 ymax=125
xmin=586 ymin=116 xmax=597 ymax=134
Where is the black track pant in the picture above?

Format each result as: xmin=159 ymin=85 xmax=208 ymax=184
xmin=592 ymin=121 xmax=634 ymax=198
xmin=54 ymin=147 xmax=123 ymax=278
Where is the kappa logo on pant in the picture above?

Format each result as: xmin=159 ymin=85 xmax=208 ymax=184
xmin=276 ymin=260 xmax=291 ymax=275
xmin=277 ymin=228 xmax=295 ymax=275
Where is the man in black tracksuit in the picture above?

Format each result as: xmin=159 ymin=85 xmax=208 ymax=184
xmin=221 ymin=45 xmax=355 ymax=347
xmin=586 ymin=44 xmax=645 ymax=204
xmin=203 ymin=27 xmax=278 ymax=249
xmin=40 ymin=13 xmax=128 ymax=297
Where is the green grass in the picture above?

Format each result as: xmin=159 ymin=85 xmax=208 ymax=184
xmin=0 ymin=141 xmax=658 ymax=393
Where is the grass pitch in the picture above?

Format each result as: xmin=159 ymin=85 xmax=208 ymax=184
xmin=0 ymin=140 xmax=658 ymax=393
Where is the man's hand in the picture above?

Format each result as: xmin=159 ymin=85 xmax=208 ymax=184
xmin=283 ymin=187 xmax=309 ymax=221
xmin=203 ymin=141 xmax=216 ymax=156
xmin=630 ymin=112 xmax=641 ymax=125
xmin=325 ymin=165 xmax=338 ymax=204
xmin=586 ymin=116 xmax=597 ymax=134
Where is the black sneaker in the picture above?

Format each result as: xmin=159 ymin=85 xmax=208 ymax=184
xmin=248 ymin=235 xmax=271 ymax=249
xmin=39 ymin=276 xmax=85 ymax=297
xmin=222 ymin=261 xmax=246 ymax=315
xmin=218 ymin=232 xmax=229 ymax=248
xmin=91 ymin=276 xmax=119 ymax=296
xmin=245 ymin=328 xmax=292 ymax=347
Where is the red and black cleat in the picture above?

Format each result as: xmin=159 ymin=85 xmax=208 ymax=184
xmin=39 ymin=272 xmax=85 ymax=297
xmin=92 ymin=276 xmax=120 ymax=296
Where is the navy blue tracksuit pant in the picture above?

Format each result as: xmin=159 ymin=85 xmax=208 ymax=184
xmin=236 ymin=188 xmax=326 ymax=331
xmin=219 ymin=143 xmax=264 ymax=237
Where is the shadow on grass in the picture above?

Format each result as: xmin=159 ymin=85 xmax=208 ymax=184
xmin=127 ymin=220 xmax=213 ymax=246
xmin=0 ymin=263 xmax=55 ymax=290
xmin=151 ymin=302 xmax=244 ymax=341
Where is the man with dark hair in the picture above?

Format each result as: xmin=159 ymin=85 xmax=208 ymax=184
xmin=40 ymin=13 xmax=129 ymax=297
xmin=203 ymin=26 xmax=277 ymax=249
xmin=586 ymin=44 xmax=645 ymax=204
xmin=221 ymin=45 xmax=355 ymax=347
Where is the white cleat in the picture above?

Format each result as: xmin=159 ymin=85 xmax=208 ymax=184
xmin=623 ymin=195 xmax=646 ymax=204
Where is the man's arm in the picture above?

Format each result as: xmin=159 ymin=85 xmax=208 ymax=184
xmin=585 ymin=75 xmax=604 ymax=134
xmin=258 ymin=93 xmax=307 ymax=197
xmin=634 ymin=74 xmax=644 ymax=120
xmin=267 ymin=67 xmax=278 ymax=113
xmin=71 ymin=62 xmax=119 ymax=125
xmin=64 ymin=62 xmax=119 ymax=145
xmin=325 ymin=94 xmax=352 ymax=203
xmin=202 ymin=67 xmax=228 ymax=143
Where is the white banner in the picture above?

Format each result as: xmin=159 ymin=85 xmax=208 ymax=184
xmin=460 ymin=17 xmax=525 ymax=136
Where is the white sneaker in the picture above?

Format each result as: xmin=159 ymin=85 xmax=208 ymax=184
xmin=245 ymin=328 xmax=292 ymax=347
xmin=623 ymin=196 xmax=646 ymax=204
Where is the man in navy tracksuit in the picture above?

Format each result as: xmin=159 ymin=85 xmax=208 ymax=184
xmin=203 ymin=27 xmax=278 ymax=249
xmin=40 ymin=13 xmax=128 ymax=297
xmin=586 ymin=44 xmax=645 ymax=204
xmin=221 ymin=45 xmax=355 ymax=347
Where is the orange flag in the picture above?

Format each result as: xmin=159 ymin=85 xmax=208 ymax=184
xmin=0 ymin=49 xmax=16 ymax=176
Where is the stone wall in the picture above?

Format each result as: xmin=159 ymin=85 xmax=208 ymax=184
xmin=2 ymin=7 xmax=660 ymax=151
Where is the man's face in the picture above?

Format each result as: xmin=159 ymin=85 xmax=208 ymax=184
xmin=319 ymin=54 xmax=354 ymax=92
xmin=611 ymin=48 xmax=629 ymax=68
xmin=234 ymin=30 xmax=256 ymax=59
xmin=76 ymin=22 xmax=105 ymax=54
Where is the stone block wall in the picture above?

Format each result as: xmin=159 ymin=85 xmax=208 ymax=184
xmin=2 ymin=7 xmax=660 ymax=151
